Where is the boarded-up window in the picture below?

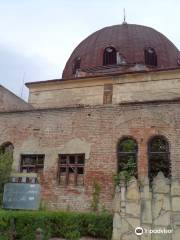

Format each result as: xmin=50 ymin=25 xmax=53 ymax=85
xmin=58 ymin=154 xmax=85 ymax=186
xmin=20 ymin=154 xmax=44 ymax=173
xmin=103 ymin=84 xmax=113 ymax=104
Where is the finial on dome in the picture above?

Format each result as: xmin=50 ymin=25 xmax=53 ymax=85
xmin=123 ymin=8 xmax=127 ymax=24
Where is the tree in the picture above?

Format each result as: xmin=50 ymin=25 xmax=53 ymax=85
xmin=0 ymin=147 xmax=13 ymax=205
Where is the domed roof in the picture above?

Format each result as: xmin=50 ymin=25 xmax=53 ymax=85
xmin=62 ymin=24 xmax=179 ymax=79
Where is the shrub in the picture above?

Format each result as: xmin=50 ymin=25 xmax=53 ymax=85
xmin=0 ymin=210 xmax=112 ymax=240
xmin=0 ymin=150 xmax=13 ymax=205
xmin=90 ymin=180 xmax=101 ymax=212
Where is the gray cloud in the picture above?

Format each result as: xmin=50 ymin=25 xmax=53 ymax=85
xmin=0 ymin=45 xmax=59 ymax=99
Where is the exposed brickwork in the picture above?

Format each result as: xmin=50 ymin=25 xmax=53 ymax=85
xmin=0 ymin=102 xmax=180 ymax=211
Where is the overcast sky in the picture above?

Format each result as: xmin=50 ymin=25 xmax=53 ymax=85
xmin=0 ymin=0 xmax=180 ymax=99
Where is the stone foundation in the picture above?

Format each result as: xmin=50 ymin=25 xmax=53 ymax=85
xmin=112 ymin=172 xmax=180 ymax=240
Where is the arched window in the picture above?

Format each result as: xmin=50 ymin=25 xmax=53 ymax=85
xmin=117 ymin=137 xmax=138 ymax=179
xmin=0 ymin=142 xmax=14 ymax=154
xmin=148 ymin=136 xmax=170 ymax=180
xmin=72 ymin=57 xmax=81 ymax=74
xmin=144 ymin=48 xmax=157 ymax=66
xmin=103 ymin=47 xmax=117 ymax=65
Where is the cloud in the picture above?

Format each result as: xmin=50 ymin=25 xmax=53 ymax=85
xmin=0 ymin=44 xmax=59 ymax=99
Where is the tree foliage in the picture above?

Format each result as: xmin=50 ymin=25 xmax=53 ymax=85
xmin=0 ymin=147 xmax=13 ymax=205
xmin=116 ymin=138 xmax=137 ymax=184
xmin=90 ymin=180 xmax=101 ymax=212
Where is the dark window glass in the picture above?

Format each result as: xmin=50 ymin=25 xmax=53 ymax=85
xmin=77 ymin=167 xmax=84 ymax=174
xmin=148 ymin=136 xmax=170 ymax=181
xmin=60 ymin=167 xmax=66 ymax=173
xmin=103 ymin=47 xmax=117 ymax=65
xmin=117 ymin=138 xmax=138 ymax=179
xmin=69 ymin=155 xmax=75 ymax=164
xmin=144 ymin=48 xmax=157 ymax=66
xmin=77 ymin=155 xmax=84 ymax=164
xmin=58 ymin=154 xmax=85 ymax=186
xmin=20 ymin=154 xmax=45 ymax=173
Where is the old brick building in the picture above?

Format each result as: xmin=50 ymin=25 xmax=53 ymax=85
xmin=0 ymin=23 xmax=180 ymax=211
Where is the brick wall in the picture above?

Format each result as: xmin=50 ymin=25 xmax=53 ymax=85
xmin=0 ymin=101 xmax=180 ymax=211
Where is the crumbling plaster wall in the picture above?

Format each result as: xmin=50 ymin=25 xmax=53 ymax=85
xmin=27 ymin=69 xmax=180 ymax=109
xmin=0 ymin=102 xmax=179 ymax=211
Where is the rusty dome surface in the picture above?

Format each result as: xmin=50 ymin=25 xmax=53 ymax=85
xmin=62 ymin=24 xmax=179 ymax=79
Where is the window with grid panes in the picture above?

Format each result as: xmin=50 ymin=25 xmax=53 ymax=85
xmin=58 ymin=154 xmax=85 ymax=186
xmin=20 ymin=154 xmax=44 ymax=173
xmin=103 ymin=47 xmax=117 ymax=65
xmin=148 ymin=136 xmax=170 ymax=181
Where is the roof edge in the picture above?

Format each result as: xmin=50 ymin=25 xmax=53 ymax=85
xmin=25 ymin=66 xmax=180 ymax=87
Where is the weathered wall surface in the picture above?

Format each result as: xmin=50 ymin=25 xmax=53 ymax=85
xmin=112 ymin=172 xmax=180 ymax=240
xmin=0 ymin=85 xmax=33 ymax=112
xmin=0 ymin=102 xmax=180 ymax=211
xmin=28 ymin=83 xmax=104 ymax=108
xmin=27 ymin=69 xmax=180 ymax=109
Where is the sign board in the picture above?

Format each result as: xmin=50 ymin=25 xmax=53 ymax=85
xmin=3 ymin=183 xmax=41 ymax=210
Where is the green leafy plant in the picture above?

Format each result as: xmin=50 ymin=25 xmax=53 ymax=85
xmin=64 ymin=230 xmax=81 ymax=240
xmin=114 ymin=156 xmax=137 ymax=185
xmin=0 ymin=148 xmax=13 ymax=205
xmin=90 ymin=180 xmax=101 ymax=212
xmin=0 ymin=210 xmax=112 ymax=239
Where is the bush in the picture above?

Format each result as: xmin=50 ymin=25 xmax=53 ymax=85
xmin=0 ymin=151 xmax=13 ymax=205
xmin=0 ymin=210 xmax=112 ymax=240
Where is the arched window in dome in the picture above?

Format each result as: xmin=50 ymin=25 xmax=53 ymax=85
xmin=144 ymin=48 xmax=157 ymax=66
xmin=148 ymin=135 xmax=170 ymax=181
xmin=103 ymin=47 xmax=117 ymax=65
xmin=72 ymin=57 xmax=81 ymax=74
xmin=117 ymin=137 xmax=138 ymax=180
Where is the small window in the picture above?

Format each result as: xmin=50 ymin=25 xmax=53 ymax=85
xmin=20 ymin=154 xmax=45 ymax=173
xmin=58 ymin=154 xmax=85 ymax=186
xmin=72 ymin=57 xmax=81 ymax=74
xmin=148 ymin=136 xmax=170 ymax=181
xmin=103 ymin=84 xmax=113 ymax=104
xmin=103 ymin=47 xmax=117 ymax=65
xmin=144 ymin=48 xmax=157 ymax=66
xmin=117 ymin=138 xmax=138 ymax=179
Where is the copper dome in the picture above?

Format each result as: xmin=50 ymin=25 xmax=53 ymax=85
xmin=62 ymin=24 xmax=179 ymax=78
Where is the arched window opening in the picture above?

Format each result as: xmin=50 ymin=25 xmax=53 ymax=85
xmin=148 ymin=136 xmax=170 ymax=181
xmin=72 ymin=57 xmax=81 ymax=74
xmin=117 ymin=138 xmax=138 ymax=180
xmin=0 ymin=142 xmax=14 ymax=155
xmin=103 ymin=47 xmax=117 ymax=65
xmin=144 ymin=48 xmax=157 ymax=66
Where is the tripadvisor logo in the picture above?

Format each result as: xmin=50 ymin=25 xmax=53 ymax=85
xmin=135 ymin=227 xmax=143 ymax=236
xmin=135 ymin=227 xmax=173 ymax=235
